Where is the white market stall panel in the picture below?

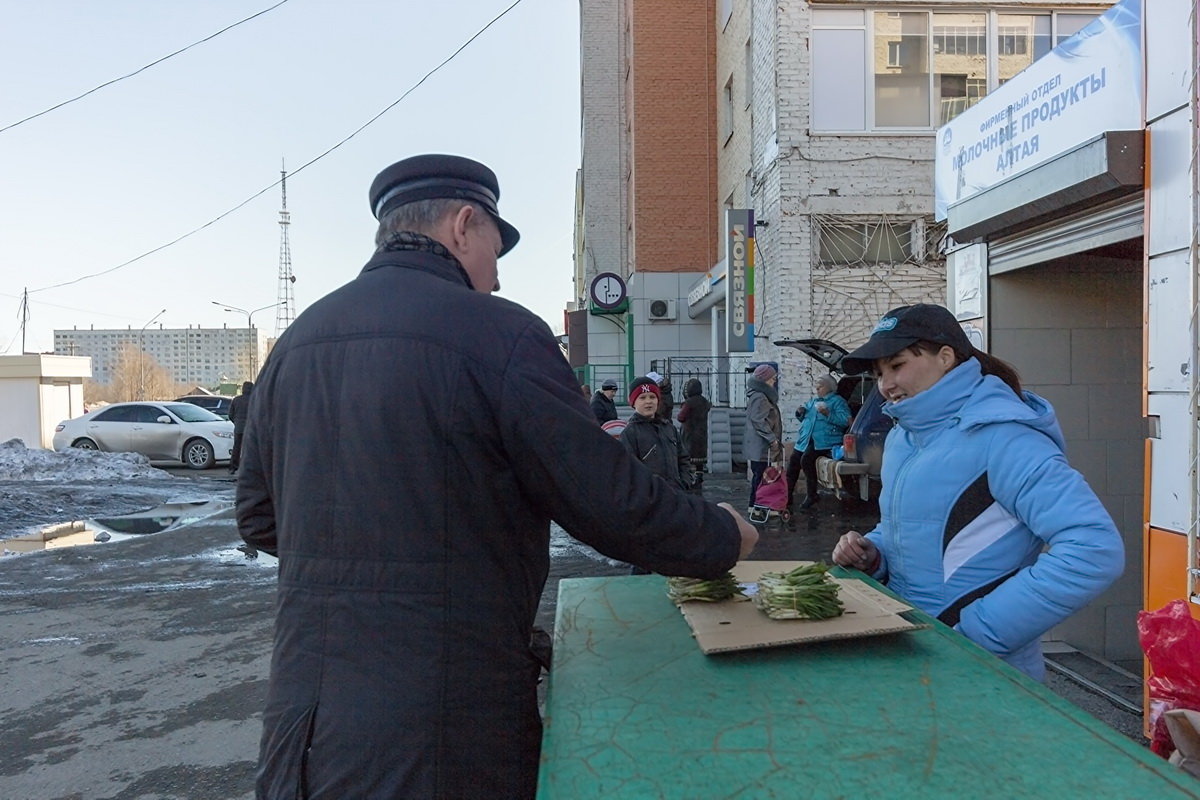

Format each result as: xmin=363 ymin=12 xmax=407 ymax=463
xmin=1148 ymin=392 xmax=1190 ymax=534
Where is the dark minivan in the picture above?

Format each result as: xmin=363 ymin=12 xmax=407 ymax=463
xmin=773 ymin=338 xmax=893 ymax=501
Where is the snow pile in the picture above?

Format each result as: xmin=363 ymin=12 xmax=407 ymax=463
xmin=0 ymin=439 xmax=172 ymax=482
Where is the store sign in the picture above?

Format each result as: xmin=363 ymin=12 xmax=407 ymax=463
xmin=725 ymin=209 xmax=755 ymax=353
xmin=934 ymin=0 xmax=1142 ymax=220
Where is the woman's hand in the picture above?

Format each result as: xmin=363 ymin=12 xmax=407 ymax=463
xmin=833 ymin=531 xmax=878 ymax=572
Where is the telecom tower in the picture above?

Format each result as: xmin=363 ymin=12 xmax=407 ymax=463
xmin=275 ymin=161 xmax=296 ymax=337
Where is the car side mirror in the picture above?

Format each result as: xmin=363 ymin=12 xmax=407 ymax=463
xmin=157 ymin=415 xmax=173 ymax=424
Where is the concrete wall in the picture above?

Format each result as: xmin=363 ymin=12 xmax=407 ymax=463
xmin=629 ymin=272 xmax=713 ymax=375
xmin=579 ymin=0 xmax=624 ymax=300
xmin=715 ymin=0 xmax=753 ymax=260
xmin=989 ymin=255 xmax=1143 ymax=662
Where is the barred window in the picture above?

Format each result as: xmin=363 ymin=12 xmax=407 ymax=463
xmin=814 ymin=215 xmax=946 ymax=267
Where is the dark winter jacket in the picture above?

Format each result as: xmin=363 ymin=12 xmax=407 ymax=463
xmin=235 ymin=245 xmax=739 ymax=799
xmin=676 ymin=378 xmax=711 ymax=461
xmin=228 ymin=383 xmax=253 ymax=432
xmin=657 ymin=379 xmax=675 ymax=422
xmin=590 ymin=390 xmax=617 ymax=423
xmin=620 ymin=411 xmax=697 ymax=492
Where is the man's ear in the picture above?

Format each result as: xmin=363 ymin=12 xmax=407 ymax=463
xmin=449 ymin=204 xmax=475 ymax=252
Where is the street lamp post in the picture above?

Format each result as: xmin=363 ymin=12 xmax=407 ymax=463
xmin=138 ymin=309 xmax=166 ymax=400
xmin=211 ymin=301 xmax=278 ymax=380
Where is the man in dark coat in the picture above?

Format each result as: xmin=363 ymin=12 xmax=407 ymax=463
xmin=677 ymin=377 xmax=711 ymax=472
xmin=589 ymin=377 xmax=618 ymax=423
xmin=226 ymin=381 xmax=253 ymax=474
xmin=236 ymin=154 xmax=757 ymax=800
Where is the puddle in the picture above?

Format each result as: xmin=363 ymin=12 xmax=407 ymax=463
xmin=3 ymin=500 xmax=230 ymax=556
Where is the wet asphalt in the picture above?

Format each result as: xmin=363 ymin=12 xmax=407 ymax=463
xmin=0 ymin=467 xmax=1148 ymax=799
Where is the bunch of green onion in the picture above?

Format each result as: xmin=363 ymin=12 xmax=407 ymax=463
xmin=666 ymin=573 xmax=744 ymax=604
xmin=752 ymin=562 xmax=844 ymax=620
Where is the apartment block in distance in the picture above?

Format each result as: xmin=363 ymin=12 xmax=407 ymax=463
xmin=53 ymin=325 xmax=260 ymax=387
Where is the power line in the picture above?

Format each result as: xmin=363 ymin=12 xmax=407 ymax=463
xmin=0 ymin=0 xmax=291 ymax=135
xmin=0 ymin=289 xmax=168 ymax=323
xmin=29 ymin=0 xmax=525 ymax=296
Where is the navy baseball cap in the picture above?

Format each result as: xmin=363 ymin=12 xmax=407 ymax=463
xmin=369 ymin=154 xmax=520 ymax=256
xmin=840 ymin=304 xmax=972 ymax=375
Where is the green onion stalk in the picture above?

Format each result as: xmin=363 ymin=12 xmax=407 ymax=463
xmin=666 ymin=573 xmax=745 ymax=604
xmin=752 ymin=562 xmax=844 ymax=620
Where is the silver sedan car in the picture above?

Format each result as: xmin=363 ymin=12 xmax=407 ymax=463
xmin=52 ymin=401 xmax=235 ymax=470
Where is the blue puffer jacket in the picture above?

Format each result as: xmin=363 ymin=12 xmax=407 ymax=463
xmin=793 ymin=392 xmax=851 ymax=452
xmin=864 ymin=358 xmax=1124 ymax=680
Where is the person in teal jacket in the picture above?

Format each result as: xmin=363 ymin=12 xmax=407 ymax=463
xmin=786 ymin=374 xmax=851 ymax=510
xmin=832 ymin=304 xmax=1123 ymax=680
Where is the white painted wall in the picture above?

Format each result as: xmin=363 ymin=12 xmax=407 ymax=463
xmin=1144 ymin=0 xmax=1195 ymax=535
xmin=0 ymin=379 xmax=42 ymax=446
xmin=0 ymin=355 xmax=90 ymax=449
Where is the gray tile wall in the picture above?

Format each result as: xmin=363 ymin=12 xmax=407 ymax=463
xmin=989 ymin=255 xmax=1143 ymax=662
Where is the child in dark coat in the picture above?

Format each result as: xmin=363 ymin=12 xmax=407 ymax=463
xmin=620 ymin=377 xmax=700 ymax=495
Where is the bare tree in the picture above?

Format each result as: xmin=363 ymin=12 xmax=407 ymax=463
xmin=90 ymin=343 xmax=178 ymax=402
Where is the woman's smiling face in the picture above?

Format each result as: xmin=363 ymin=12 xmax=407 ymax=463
xmin=874 ymin=344 xmax=956 ymax=403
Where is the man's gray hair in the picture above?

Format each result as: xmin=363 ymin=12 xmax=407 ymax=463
xmin=374 ymin=198 xmax=485 ymax=248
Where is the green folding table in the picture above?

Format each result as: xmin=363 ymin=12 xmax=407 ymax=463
xmin=538 ymin=569 xmax=1199 ymax=798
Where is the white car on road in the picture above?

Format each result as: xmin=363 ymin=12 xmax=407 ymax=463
xmin=53 ymin=401 xmax=235 ymax=470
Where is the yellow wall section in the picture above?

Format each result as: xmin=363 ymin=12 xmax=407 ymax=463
xmin=1145 ymin=527 xmax=1194 ymax=615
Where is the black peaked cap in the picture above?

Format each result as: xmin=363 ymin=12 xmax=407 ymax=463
xmin=369 ymin=154 xmax=520 ymax=256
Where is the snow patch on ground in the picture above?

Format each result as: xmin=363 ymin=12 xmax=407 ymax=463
xmin=549 ymin=521 xmax=623 ymax=567
xmin=0 ymin=439 xmax=171 ymax=482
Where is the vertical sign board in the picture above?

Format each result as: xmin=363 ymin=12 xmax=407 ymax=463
xmin=934 ymin=0 xmax=1143 ymax=220
xmin=725 ymin=209 xmax=755 ymax=353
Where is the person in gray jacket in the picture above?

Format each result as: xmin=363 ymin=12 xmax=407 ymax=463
xmin=743 ymin=363 xmax=783 ymax=516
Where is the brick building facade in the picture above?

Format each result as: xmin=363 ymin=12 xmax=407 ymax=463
xmin=577 ymin=1 xmax=1110 ymax=414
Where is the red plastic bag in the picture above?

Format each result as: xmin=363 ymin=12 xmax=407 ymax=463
xmin=1138 ymin=599 xmax=1200 ymax=757
xmin=753 ymin=465 xmax=789 ymax=512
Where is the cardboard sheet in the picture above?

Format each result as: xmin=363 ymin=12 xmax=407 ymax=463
xmin=678 ymin=560 xmax=929 ymax=655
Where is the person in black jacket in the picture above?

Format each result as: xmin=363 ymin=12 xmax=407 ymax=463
xmin=619 ymin=377 xmax=698 ymax=495
xmin=590 ymin=378 xmax=618 ymax=423
xmin=647 ymin=370 xmax=674 ymax=422
xmin=677 ymin=377 xmax=711 ymax=473
xmin=226 ymin=381 xmax=253 ymax=474
xmin=235 ymin=154 xmax=758 ymax=800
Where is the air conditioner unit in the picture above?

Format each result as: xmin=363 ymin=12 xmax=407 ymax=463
xmin=647 ymin=298 xmax=677 ymax=321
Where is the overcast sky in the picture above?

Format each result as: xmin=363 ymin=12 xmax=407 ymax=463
xmin=1 ymin=0 xmax=580 ymax=354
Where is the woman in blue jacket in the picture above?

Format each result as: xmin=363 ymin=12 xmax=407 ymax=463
xmin=787 ymin=374 xmax=851 ymax=510
xmin=831 ymin=304 xmax=1123 ymax=680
